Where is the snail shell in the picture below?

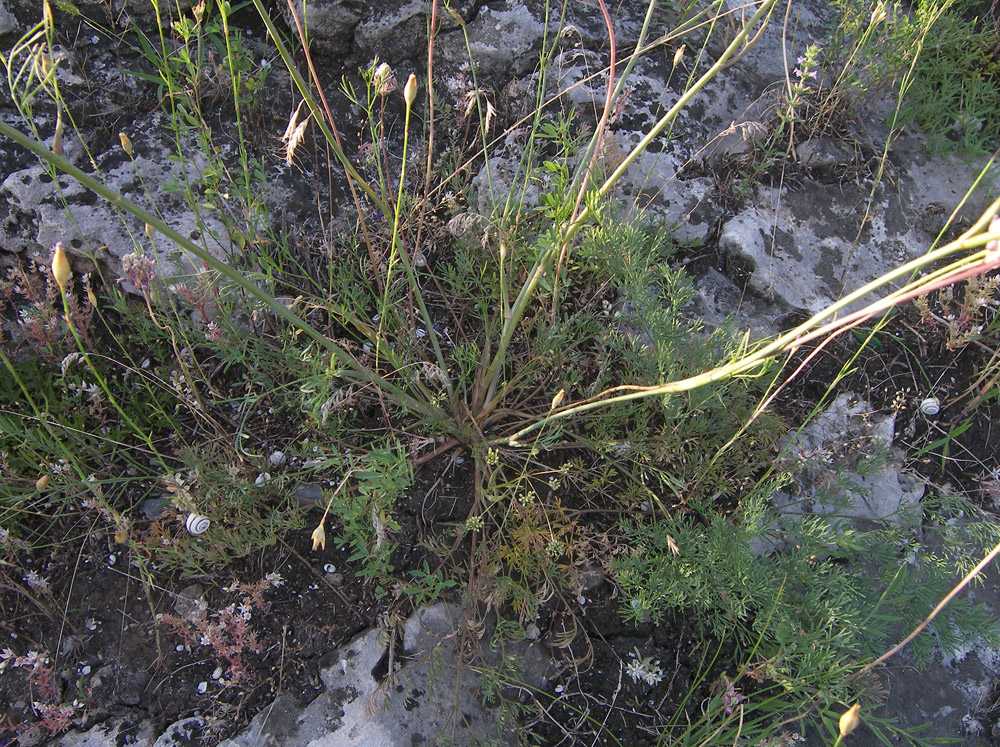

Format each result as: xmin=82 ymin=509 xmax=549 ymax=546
xmin=919 ymin=397 xmax=941 ymax=416
xmin=185 ymin=513 xmax=211 ymax=534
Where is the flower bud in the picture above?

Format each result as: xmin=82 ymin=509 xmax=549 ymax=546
xmin=311 ymin=522 xmax=326 ymax=551
xmin=36 ymin=474 xmax=50 ymax=491
xmin=403 ymin=74 xmax=418 ymax=107
xmin=52 ymin=242 xmax=71 ymax=293
xmin=52 ymin=112 xmax=64 ymax=156
xmin=673 ymin=44 xmax=686 ymax=69
xmin=119 ymin=132 xmax=133 ymax=158
xmin=838 ymin=703 xmax=861 ymax=739
xmin=550 ymin=388 xmax=566 ymax=411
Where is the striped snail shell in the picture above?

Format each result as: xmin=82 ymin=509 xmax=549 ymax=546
xmin=185 ymin=513 xmax=211 ymax=535
xmin=919 ymin=397 xmax=940 ymax=416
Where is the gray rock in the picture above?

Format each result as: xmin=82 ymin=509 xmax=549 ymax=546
xmin=0 ymin=113 xmax=233 ymax=293
xmin=353 ymin=0 xmax=478 ymax=63
xmin=717 ymin=180 xmax=914 ymax=315
xmin=172 ymin=583 xmax=207 ymax=623
xmin=86 ymin=664 xmax=151 ymax=708
xmin=284 ymin=0 xmax=365 ymax=57
xmin=153 ymin=717 xmax=207 ymax=746
xmin=0 ymin=0 xmax=17 ymax=37
xmin=471 ymin=155 xmax=538 ymax=214
xmin=52 ymin=717 xmax=155 ymax=746
xmin=774 ymin=393 xmax=923 ymax=524
xmin=220 ymin=602 xmax=549 ymax=746
xmin=795 ymin=136 xmax=855 ymax=170
xmin=437 ymin=2 xmax=545 ymax=80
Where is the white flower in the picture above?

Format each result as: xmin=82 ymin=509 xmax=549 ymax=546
xmin=25 ymin=571 xmax=50 ymax=593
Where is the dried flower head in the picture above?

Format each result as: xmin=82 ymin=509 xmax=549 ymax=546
xmin=372 ymin=61 xmax=396 ymax=95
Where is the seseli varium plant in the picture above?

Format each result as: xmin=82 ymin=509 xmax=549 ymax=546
xmin=3 ymin=1 xmax=1000 ymax=740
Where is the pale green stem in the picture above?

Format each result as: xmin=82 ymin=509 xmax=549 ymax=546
xmin=378 ymin=86 xmax=456 ymax=402
xmin=0 ymin=119 xmax=442 ymax=421
xmin=503 ymin=197 xmax=1000 ymax=445
xmin=481 ymin=0 xmax=779 ymax=405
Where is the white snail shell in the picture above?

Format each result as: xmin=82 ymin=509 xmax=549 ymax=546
xmin=185 ymin=513 xmax=211 ymax=534
xmin=919 ymin=397 xmax=941 ymax=416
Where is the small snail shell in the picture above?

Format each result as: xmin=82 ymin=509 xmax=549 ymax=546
xmin=185 ymin=513 xmax=211 ymax=534
xmin=919 ymin=397 xmax=941 ymax=416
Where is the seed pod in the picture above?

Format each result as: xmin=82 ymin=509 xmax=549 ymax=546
xmin=119 ymin=132 xmax=133 ymax=158
xmin=185 ymin=513 xmax=210 ymax=535
xmin=35 ymin=474 xmax=51 ymax=491
xmin=550 ymin=388 xmax=566 ymax=411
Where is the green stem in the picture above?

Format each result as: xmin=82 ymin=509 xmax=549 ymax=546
xmin=502 ymin=198 xmax=1000 ymax=445
xmin=379 ymin=83 xmax=456 ymax=403
xmin=481 ymin=0 xmax=779 ymax=407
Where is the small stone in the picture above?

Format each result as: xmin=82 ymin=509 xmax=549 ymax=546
xmin=174 ymin=584 xmax=207 ymax=623
xmin=197 ymin=681 xmax=208 ymax=694
xmin=329 ymin=573 xmax=344 ymax=586
xmin=141 ymin=497 xmax=170 ymax=520
xmin=269 ymin=451 xmax=286 ymax=466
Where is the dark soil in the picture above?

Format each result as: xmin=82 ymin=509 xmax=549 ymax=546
xmin=773 ymin=299 xmax=1000 ymax=506
xmin=0 ymin=510 xmax=377 ymax=743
